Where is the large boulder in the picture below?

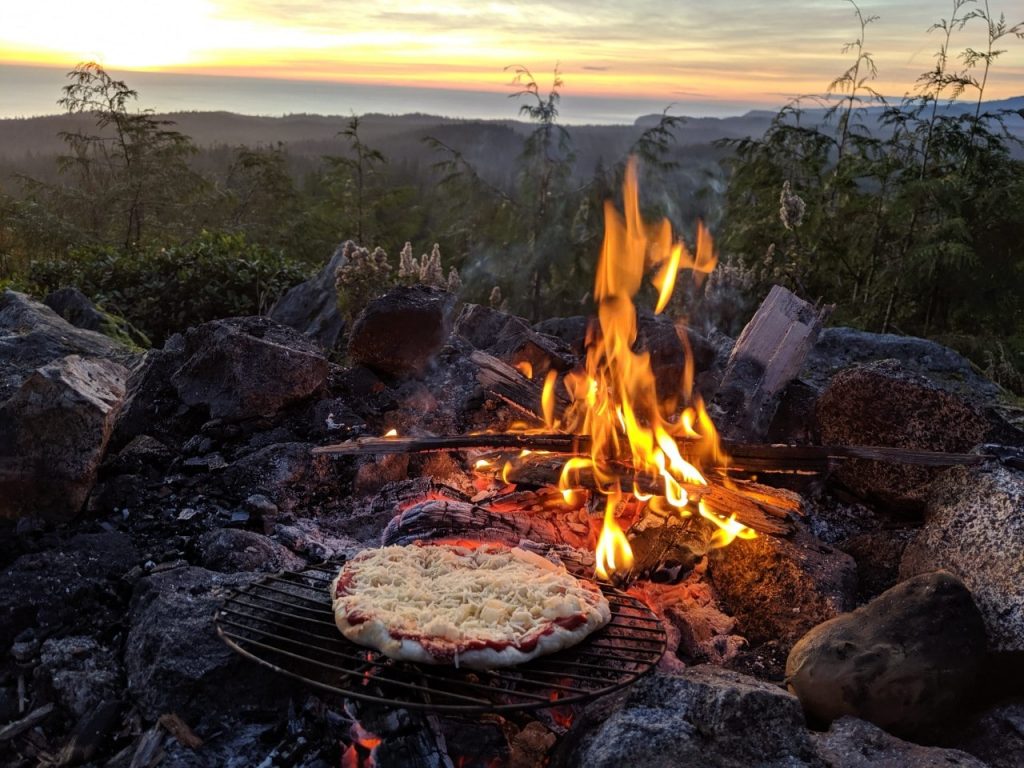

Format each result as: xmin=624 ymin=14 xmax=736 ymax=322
xmin=786 ymin=571 xmax=986 ymax=735
xmin=43 ymin=287 xmax=149 ymax=348
xmin=812 ymin=717 xmax=988 ymax=767
xmin=709 ymin=527 xmax=857 ymax=649
xmin=0 ymin=355 xmax=128 ymax=520
xmin=269 ymin=241 xmax=350 ymax=351
xmin=804 ymin=327 xmax=1000 ymax=402
xmin=0 ymin=289 xmax=133 ymax=402
xmin=816 ymin=360 xmax=991 ymax=508
xmin=900 ymin=465 xmax=1024 ymax=651
xmin=125 ymin=566 xmax=299 ymax=721
xmin=171 ymin=316 xmax=328 ymax=421
xmin=568 ymin=667 xmax=820 ymax=768
xmin=348 ymin=285 xmax=456 ymax=377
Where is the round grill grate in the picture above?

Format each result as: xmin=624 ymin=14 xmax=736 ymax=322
xmin=215 ymin=559 xmax=665 ymax=714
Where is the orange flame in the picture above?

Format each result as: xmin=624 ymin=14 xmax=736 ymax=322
xmin=560 ymin=157 xmax=739 ymax=580
xmin=515 ymin=360 xmax=534 ymax=380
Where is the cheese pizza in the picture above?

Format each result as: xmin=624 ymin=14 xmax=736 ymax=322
xmin=330 ymin=542 xmax=611 ymax=668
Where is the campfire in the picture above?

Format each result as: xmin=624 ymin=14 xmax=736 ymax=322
xmin=316 ymin=159 xmax=806 ymax=586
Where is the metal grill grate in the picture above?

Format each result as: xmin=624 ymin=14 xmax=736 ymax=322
xmin=215 ymin=560 xmax=665 ymax=714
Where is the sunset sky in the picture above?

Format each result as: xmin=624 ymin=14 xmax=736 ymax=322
xmin=2 ymin=0 xmax=1022 ymax=115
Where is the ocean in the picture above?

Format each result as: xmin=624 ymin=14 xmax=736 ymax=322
xmin=0 ymin=63 xmax=760 ymax=125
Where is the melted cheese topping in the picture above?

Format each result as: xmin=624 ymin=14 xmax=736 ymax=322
xmin=334 ymin=543 xmax=608 ymax=648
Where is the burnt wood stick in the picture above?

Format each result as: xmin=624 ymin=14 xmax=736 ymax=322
xmin=312 ymin=433 xmax=587 ymax=456
xmin=313 ymin=434 xmax=1017 ymax=471
xmin=502 ymin=457 xmax=794 ymax=535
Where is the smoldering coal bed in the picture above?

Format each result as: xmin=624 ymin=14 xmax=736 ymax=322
xmin=214 ymin=559 xmax=666 ymax=714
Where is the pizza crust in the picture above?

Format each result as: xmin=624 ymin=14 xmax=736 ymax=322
xmin=330 ymin=542 xmax=611 ymax=669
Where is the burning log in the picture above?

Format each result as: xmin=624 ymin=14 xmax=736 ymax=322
xmin=470 ymin=349 xmax=570 ymax=420
xmin=712 ymin=285 xmax=832 ymax=441
xmin=500 ymin=455 xmax=796 ymax=536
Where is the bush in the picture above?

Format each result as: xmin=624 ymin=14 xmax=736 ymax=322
xmin=27 ymin=231 xmax=309 ymax=344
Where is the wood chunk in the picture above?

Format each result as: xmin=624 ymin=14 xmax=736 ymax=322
xmin=713 ymin=285 xmax=832 ymax=441
xmin=470 ymin=349 xmax=570 ymax=420
xmin=0 ymin=703 xmax=54 ymax=741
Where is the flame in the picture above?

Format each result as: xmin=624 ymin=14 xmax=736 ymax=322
xmin=559 ymin=157 xmax=741 ymax=580
xmin=515 ymin=360 xmax=534 ymax=379
xmin=474 ymin=459 xmax=492 ymax=470
xmin=698 ymin=500 xmax=757 ymax=548
xmin=383 ymin=428 xmax=398 ymax=438
xmin=541 ymin=369 xmax=559 ymax=428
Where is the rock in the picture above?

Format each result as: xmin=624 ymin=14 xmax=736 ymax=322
xmin=0 ymin=355 xmax=128 ymax=521
xmin=455 ymin=303 xmax=576 ymax=375
xmin=348 ymin=285 xmax=456 ymax=377
xmin=197 ymin=528 xmax=306 ymax=573
xmin=569 ymin=667 xmax=820 ymax=768
xmin=171 ymin=316 xmax=328 ymax=421
xmin=125 ymin=566 xmax=299 ymax=721
xmin=37 ymin=636 xmax=120 ymax=718
xmin=900 ymin=464 xmax=1024 ymax=651
xmin=0 ymin=289 xmax=134 ymax=403
xmin=840 ymin=528 xmax=916 ymax=600
xmin=534 ymin=315 xmax=588 ymax=355
xmin=816 ymin=360 xmax=990 ymax=508
xmin=955 ymin=701 xmax=1024 ymax=768
xmin=269 ymin=240 xmax=351 ymax=351
xmin=220 ymin=441 xmax=335 ymax=511
xmin=786 ymin=571 xmax=986 ymax=735
xmin=0 ymin=532 xmax=139 ymax=647
xmin=812 ymin=717 xmax=988 ymax=768
xmin=43 ymin=287 xmax=149 ymax=348
xmin=804 ymin=327 xmax=1001 ymax=402
xmin=709 ymin=526 xmax=856 ymax=649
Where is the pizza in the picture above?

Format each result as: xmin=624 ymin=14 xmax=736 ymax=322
xmin=330 ymin=542 xmax=611 ymax=669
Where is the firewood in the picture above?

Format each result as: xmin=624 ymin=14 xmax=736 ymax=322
xmin=502 ymin=456 xmax=795 ymax=536
xmin=712 ymin=285 xmax=832 ymax=441
xmin=470 ymin=349 xmax=570 ymax=420
xmin=312 ymin=433 xmax=587 ymax=456
xmin=381 ymin=498 xmax=586 ymax=549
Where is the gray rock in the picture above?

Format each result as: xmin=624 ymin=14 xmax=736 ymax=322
xmin=43 ymin=287 xmax=149 ymax=348
xmin=816 ymin=360 xmax=990 ymax=507
xmin=125 ymin=566 xmax=298 ymax=721
xmin=171 ymin=316 xmax=328 ymax=421
xmin=710 ymin=526 xmax=857 ymax=649
xmin=0 ymin=354 xmax=128 ymax=521
xmin=900 ymin=464 xmax=1024 ymax=651
xmin=198 ymin=528 xmax=306 ymax=573
xmin=455 ymin=303 xmax=576 ymax=375
xmin=348 ymin=285 xmax=456 ymax=377
xmin=0 ymin=532 xmax=139 ymax=647
xmin=812 ymin=717 xmax=988 ymax=767
xmin=955 ymin=701 xmax=1024 ymax=768
xmin=269 ymin=240 xmax=350 ymax=351
xmin=804 ymin=327 xmax=1000 ymax=402
xmin=221 ymin=441 xmax=334 ymax=511
xmin=786 ymin=571 xmax=986 ymax=735
xmin=569 ymin=667 xmax=821 ymax=768
xmin=43 ymin=287 xmax=109 ymax=334
xmin=0 ymin=289 xmax=134 ymax=402
xmin=38 ymin=636 xmax=120 ymax=718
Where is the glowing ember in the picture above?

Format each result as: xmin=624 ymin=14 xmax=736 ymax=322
xmin=383 ymin=428 xmax=398 ymax=437
xmin=556 ymin=158 xmax=743 ymax=579
xmin=341 ymin=722 xmax=382 ymax=768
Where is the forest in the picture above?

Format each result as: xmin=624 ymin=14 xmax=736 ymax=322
xmin=1 ymin=1 xmax=1022 ymax=393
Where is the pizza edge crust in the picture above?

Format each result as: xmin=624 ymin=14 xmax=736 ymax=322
xmin=328 ymin=551 xmax=612 ymax=669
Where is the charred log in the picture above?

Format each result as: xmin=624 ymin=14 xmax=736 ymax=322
xmin=712 ymin=285 xmax=832 ymax=441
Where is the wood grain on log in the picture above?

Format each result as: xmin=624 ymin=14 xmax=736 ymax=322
xmin=712 ymin=285 xmax=832 ymax=441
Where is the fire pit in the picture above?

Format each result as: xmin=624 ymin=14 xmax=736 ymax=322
xmin=215 ymin=560 xmax=665 ymax=714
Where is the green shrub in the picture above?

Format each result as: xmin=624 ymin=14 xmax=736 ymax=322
xmin=28 ymin=230 xmax=309 ymax=344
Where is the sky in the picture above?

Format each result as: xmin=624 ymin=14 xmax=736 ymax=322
xmin=1 ymin=0 xmax=1022 ymax=120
